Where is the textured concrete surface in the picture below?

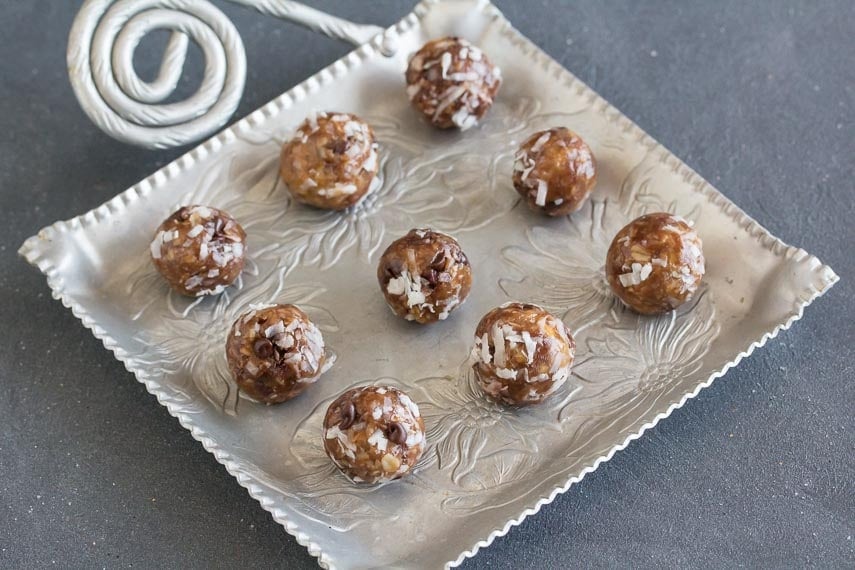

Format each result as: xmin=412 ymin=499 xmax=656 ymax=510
xmin=1 ymin=1 xmax=852 ymax=568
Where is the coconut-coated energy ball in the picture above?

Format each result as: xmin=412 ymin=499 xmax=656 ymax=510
xmin=377 ymin=228 xmax=472 ymax=324
xmin=280 ymin=111 xmax=379 ymax=210
xmin=513 ymin=127 xmax=597 ymax=216
xmin=150 ymin=205 xmax=246 ymax=296
xmin=470 ymin=303 xmax=575 ymax=406
xmin=226 ymin=304 xmax=327 ymax=404
xmin=405 ymin=37 xmax=502 ymax=130
xmin=606 ymin=213 xmax=705 ymax=315
xmin=323 ymin=385 xmax=426 ymax=484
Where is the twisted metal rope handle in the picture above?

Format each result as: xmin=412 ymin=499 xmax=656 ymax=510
xmin=68 ymin=0 xmax=394 ymax=149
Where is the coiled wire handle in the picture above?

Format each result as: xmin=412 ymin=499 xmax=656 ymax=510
xmin=68 ymin=0 xmax=392 ymax=149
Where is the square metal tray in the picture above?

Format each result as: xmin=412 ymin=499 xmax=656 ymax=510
xmin=20 ymin=0 xmax=837 ymax=567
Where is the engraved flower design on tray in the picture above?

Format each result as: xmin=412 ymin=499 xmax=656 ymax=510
xmin=500 ymin=198 xmax=629 ymax=331
xmin=406 ymin=365 xmax=576 ymax=515
xmin=500 ymin=168 xmax=704 ymax=333
xmin=562 ymin=289 xmax=721 ymax=424
xmin=285 ymin=377 xmax=423 ymax=531
xmin=130 ymin=266 xmax=338 ymax=416
xmin=190 ymin=97 xmax=595 ymax=271
xmin=285 ymin=369 xmax=571 ymax=522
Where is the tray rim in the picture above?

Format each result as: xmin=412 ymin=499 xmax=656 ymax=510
xmin=18 ymin=0 xmax=839 ymax=567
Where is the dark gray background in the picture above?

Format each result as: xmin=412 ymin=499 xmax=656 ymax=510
xmin=1 ymin=1 xmax=852 ymax=568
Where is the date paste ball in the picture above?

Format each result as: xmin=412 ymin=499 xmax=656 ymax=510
xmin=226 ymin=304 xmax=327 ymax=404
xmin=323 ymin=385 xmax=425 ymax=484
xmin=405 ymin=37 xmax=502 ymax=130
xmin=377 ymin=228 xmax=472 ymax=324
xmin=470 ymin=303 xmax=575 ymax=406
xmin=150 ymin=205 xmax=246 ymax=296
xmin=280 ymin=112 xmax=379 ymax=210
xmin=513 ymin=128 xmax=597 ymax=216
xmin=606 ymin=212 xmax=705 ymax=315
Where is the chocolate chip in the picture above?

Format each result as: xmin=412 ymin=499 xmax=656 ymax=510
xmin=253 ymin=338 xmax=274 ymax=358
xmin=328 ymin=139 xmax=348 ymax=155
xmin=423 ymin=269 xmax=438 ymax=285
xmin=339 ymin=401 xmax=356 ymax=430
xmin=387 ymin=422 xmax=407 ymax=445
xmin=385 ymin=259 xmax=404 ymax=278
xmin=429 ymin=250 xmax=446 ymax=272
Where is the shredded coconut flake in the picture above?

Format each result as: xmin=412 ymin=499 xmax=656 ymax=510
xmin=530 ymin=132 xmax=552 ymax=153
xmin=399 ymin=394 xmax=420 ymax=418
xmin=343 ymin=121 xmax=363 ymax=138
xmin=362 ymin=146 xmax=378 ymax=173
xmin=386 ymin=270 xmax=426 ymax=307
xmin=150 ymin=233 xmax=164 ymax=259
xmin=495 ymin=367 xmax=517 ymax=380
xmin=491 ymin=324 xmax=506 ymax=367
xmin=325 ymin=425 xmax=342 ymax=440
xmin=521 ymin=330 xmax=537 ymax=364
xmin=185 ymin=275 xmax=203 ymax=289
xmin=317 ymin=183 xmax=358 ymax=197
xmin=433 ymin=85 xmax=466 ymax=120
xmin=618 ymin=262 xmax=653 ymax=287
xmin=479 ymin=332 xmax=491 ymax=364
xmin=440 ymin=51 xmax=452 ymax=79
xmin=521 ymin=163 xmax=536 ymax=181
xmin=535 ymin=180 xmax=548 ymax=206
xmin=264 ymin=321 xmax=286 ymax=338
xmin=299 ymin=178 xmax=318 ymax=191
xmin=192 ymin=206 xmax=212 ymax=219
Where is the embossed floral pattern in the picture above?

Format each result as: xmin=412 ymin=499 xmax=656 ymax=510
xmin=500 ymin=198 xmax=630 ymax=331
xmin=188 ymin=97 xmax=597 ymax=271
xmin=110 ymin=87 xmax=727 ymax=536
xmin=413 ymin=368 xmax=554 ymax=488
xmin=500 ymin=177 xmax=704 ymax=333
xmin=285 ymin=377 xmax=419 ymax=529
xmin=131 ymin=265 xmax=338 ymax=415
xmin=563 ymin=289 xmax=720 ymax=423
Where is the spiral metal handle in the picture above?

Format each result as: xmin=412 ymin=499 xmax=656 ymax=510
xmin=68 ymin=0 xmax=391 ymax=149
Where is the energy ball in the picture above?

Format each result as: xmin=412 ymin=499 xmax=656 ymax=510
xmin=150 ymin=205 xmax=246 ymax=296
xmin=405 ymin=37 xmax=502 ymax=130
xmin=323 ymin=385 xmax=425 ymax=484
xmin=470 ymin=303 xmax=575 ymax=406
xmin=513 ymin=127 xmax=597 ymax=216
xmin=377 ymin=228 xmax=472 ymax=324
xmin=606 ymin=213 xmax=705 ymax=315
xmin=226 ymin=304 xmax=327 ymax=404
xmin=280 ymin=112 xmax=379 ymax=210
